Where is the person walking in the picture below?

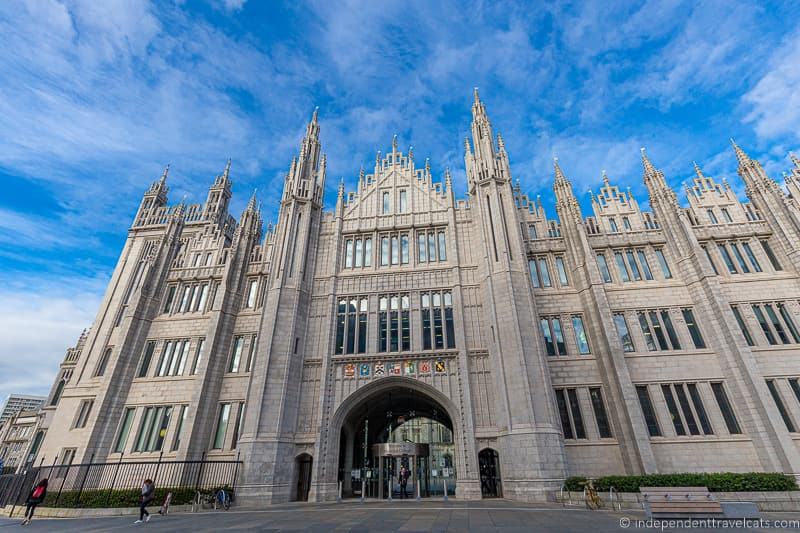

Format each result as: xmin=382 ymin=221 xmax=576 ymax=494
xmin=135 ymin=478 xmax=155 ymax=524
xmin=399 ymin=466 xmax=409 ymax=499
xmin=21 ymin=478 xmax=47 ymax=525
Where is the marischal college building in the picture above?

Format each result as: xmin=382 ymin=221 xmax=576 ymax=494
xmin=31 ymin=91 xmax=800 ymax=503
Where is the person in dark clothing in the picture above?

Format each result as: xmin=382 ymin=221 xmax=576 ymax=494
xmin=135 ymin=479 xmax=155 ymax=524
xmin=399 ymin=466 xmax=409 ymax=499
xmin=21 ymin=478 xmax=47 ymax=525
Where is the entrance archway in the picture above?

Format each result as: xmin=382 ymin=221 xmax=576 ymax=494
xmin=334 ymin=378 xmax=457 ymax=499
xmin=294 ymin=453 xmax=313 ymax=501
xmin=478 ymin=448 xmax=501 ymax=498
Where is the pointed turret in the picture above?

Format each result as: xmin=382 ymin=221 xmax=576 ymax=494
xmin=135 ymin=164 xmax=171 ymax=226
xmin=693 ymin=161 xmax=705 ymax=180
xmin=553 ymin=158 xmax=582 ymax=224
xmin=791 ymin=152 xmax=799 ymax=170
xmin=731 ymin=138 xmax=750 ymax=166
xmin=640 ymin=148 xmax=678 ymax=210
xmin=283 ymin=108 xmax=325 ymax=205
xmin=204 ymin=159 xmax=234 ymax=224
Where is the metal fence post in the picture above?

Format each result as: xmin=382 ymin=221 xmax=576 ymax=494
xmin=106 ymin=453 xmax=123 ymax=507
xmin=54 ymin=463 xmax=68 ymax=507
xmin=153 ymin=451 xmax=164 ymax=486
xmin=231 ymin=452 xmax=241 ymax=493
xmin=194 ymin=452 xmax=206 ymax=493
xmin=75 ymin=453 xmax=95 ymax=507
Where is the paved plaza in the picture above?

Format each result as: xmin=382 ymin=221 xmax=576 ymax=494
xmin=2 ymin=500 xmax=800 ymax=532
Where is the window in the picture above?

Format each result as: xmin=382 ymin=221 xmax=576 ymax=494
xmin=51 ymin=380 xmax=65 ymax=406
xmin=528 ymin=225 xmax=538 ymax=239
xmin=752 ymin=305 xmax=777 ymax=345
xmin=421 ymin=291 xmax=454 ymax=350
xmin=335 ymin=298 xmax=368 ymax=355
xmin=764 ymin=304 xmax=791 ymax=344
xmin=73 ymin=400 xmax=94 ymax=429
xmin=205 ymin=253 xmax=213 ymax=266
xmin=730 ymin=306 xmax=755 ymax=346
xmin=741 ymin=242 xmax=762 ymax=272
xmin=345 ymin=239 xmax=353 ymax=268
xmin=156 ymin=339 xmax=191 ymax=377
xmin=94 ymin=347 xmax=112 ymax=377
xmin=399 ymin=190 xmax=408 ymax=213
xmin=163 ymin=285 xmax=177 ymax=313
xmin=682 ymin=309 xmax=706 ymax=349
xmin=555 ymin=389 xmax=586 ymax=439
xmin=353 ymin=238 xmax=362 ymax=268
xmin=661 ymin=384 xmax=686 ymax=435
xmin=114 ymin=408 xmax=135 ymax=453
xmin=380 ymin=294 xmax=411 ymax=352
xmin=721 ymin=208 xmax=733 ymax=223
xmin=597 ymin=253 xmax=612 ymax=283
xmin=701 ymin=245 xmax=718 ymax=275
xmin=380 ymin=237 xmax=389 ymax=266
xmin=718 ymin=244 xmax=737 ymax=274
xmin=231 ymin=402 xmax=246 ymax=449
xmin=589 ymin=388 xmax=613 ymax=438
xmin=438 ymin=231 xmax=447 ymax=261
xmin=654 ymin=249 xmax=672 ymax=279
xmin=623 ymin=216 xmax=632 ymax=231
xmin=540 ymin=317 xmax=567 ymax=356
xmin=196 ymin=283 xmax=209 ymax=312
xmin=571 ymin=315 xmax=590 ymax=354
xmin=555 ymin=256 xmax=568 ymax=286
xmin=401 ymin=235 xmax=409 ymax=264
xmin=178 ymin=285 xmax=191 ymax=312
xmin=637 ymin=250 xmax=653 ymax=280
xmin=707 ymin=209 xmax=718 ymax=224
xmin=766 ymin=380 xmax=796 ymax=432
xmin=614 ymin=252 xmax=630 ymax=282
xmin=391 ymin=236 xmax=398 ymax=265
xmin=637 ymin=310 xmax=680 ymax=351
xmin=418 ymin=234 xmax=427 ymax=263
xmin=246 ymin=335 xmax=258 ymax=372
xmin=636 ymin=385 xmax=661 ymax=437
xmin=134 ymin=406 xmax=172 ymax=452
xmin=613 ymin=313 xmax=635 ymax=352
xmin=228 ymin=336 xmax=245 ymax=372
xmin=213 ymin=404 xmax=231 ymax=449
xmin=778 ymin=303 xmax=800 ymax=343
xmin=382 ymin=191 xmax=390 ymax=214
xmin=609 ymin=217 xmax=618 ymax=233
xmin=760 ymin=240 xmax=782 ymax=271
xmin=172 ymin=405 xmax=187 ymax=451
xmin=626 ymin=250 xmax=642 ymax=281
xmin=190 ymin=338 xmax=206 ymax=374
xmin=364 ymin=237 xmax=372 ymax=267
xmin=730 ymin=243 xmax=750 ymax=273
xmin=529 ymin=257 xmax=552 ymax=288
xmin=687 ymin=383 xmax=713 ymax=435
xmin=711 ymin=382 xmax=741 ymax=434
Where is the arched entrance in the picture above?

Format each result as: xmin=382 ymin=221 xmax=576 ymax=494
xmin=478 ymin=448 xmax=501 ymax=498
xmin=294 ymin=453 xmax=313 ymax=501
xmin=335 ymin=379 xmax=457 ymax=499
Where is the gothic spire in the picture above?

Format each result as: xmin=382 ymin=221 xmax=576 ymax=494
xmin=554 ymin=157 xmax=568 ymax=185
xmin=640 ymin=148 xmax=656 ymax=177
xmin=693 ymin=161 xmax=705 ymax=180
xmin=246 ymin=189 xmax=258 ymax=213
xmin=731 ymin=138 xmax=750 ymax=166
xmin=223 ymin=158 xmax=231 ymax=180
xmin=160 ymin=164 xmax=170 ymax=184
xmin=790 ymin=152 xmax=799 ymax=170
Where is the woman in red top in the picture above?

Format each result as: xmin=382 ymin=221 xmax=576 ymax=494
xmin=21 ymin=478 xmax=47 ymax=525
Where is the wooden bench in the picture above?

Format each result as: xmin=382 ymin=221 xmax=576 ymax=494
xmin=641 ymin=487 xmax=724 ymax=518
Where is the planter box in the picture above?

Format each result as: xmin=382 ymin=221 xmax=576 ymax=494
xmin=557 ymin=491 xmax=800 ymax=512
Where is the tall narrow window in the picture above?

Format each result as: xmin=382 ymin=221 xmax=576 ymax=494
xmin=674 ymin=385 xmax=700 ymax=435
xmin=589 ymin=388 xmax=613 ymax=438
xmin=730 ymin=243 xmax=750 ymax=273
xmin=179 ymin=285 xmax=191 ymax=313
xmin=702 ymin=245 xmax=718 ymax=275
xmin=418 ymin=234 xmax=427 ymax=263
xmin=421 ymin=294 xmax=431 ymax=350
xmin=335 ymin=300 xmax=346 ymax=355
xmin=540 ymin=319 xmax=555 ymax=356
xmin=138 ymin=341 xmax=156 ymax=378
xmin=661 ymin=384 xmax=686 ymax=435
xmin=528 ymin=259 xmax=540 ymax=288
xmin=231 ymin=402 xmax=245 ymax=449
xmin=765 ymin=304 xmax=791 ymax=344
xmin=400 ymin=234 xmax=409 ymax=264
xmin=402 ymin=295 xmax=412 ymax=351
xmin=73 ymin=399 xmax=94 ymax=429
xmin=613 ymin=313 xmax=635 ymax=352
xmin=731 ymin=306 xmax=755 ymax=346
xmin=741 ymin=242 xmax=762 ymax=272
xmin=114 ymin=408 xmax=135 ymax=453
xmin=614 ymin=252 xmax=630 ymax=282
xmin=778 ymin=303 xmax=800 ymax=343
xmin=766 ymin=380 xmax=796 ymax=432
xmin=571 ymin=316 xmax=590 ymax=354
xmin=382 ymin=191 xmax=390 ymax=214
xmin=443 ymin=292 xmax=455 ymax=349
xmin=760 ymin=240 xmax=782 ymax=271
xmin=197 ymin=283 xmax=209 ymax=312
xmin=707 ymin=209 xmax=718 ymax=224
xmin=391 ymin=236 xmax=399 ymax=265
xmin=648 ymin=311 xmax=669 ymax=350
xmin=682 ymin=309 xmax=706 ymax=349
xmin=95 ymin=347 xmax=112 ymax=377
xmin=380 ymin=294 xmax=410 ymax=352
xmin=213 ymin=404 xmax=231 ymax=449
xmin=432 ymin=293 xmax=443 ymax=349
xmin=711 ymin=382 xmax=741 ymax=434
xmin=718 ymin=244 xmax=737 ymax=274
xmin=191 ymin=338 xmax=206 ymax=375
xmin=555 ymin=256 xmax=569 ymax=286
xmin=720 ymin=207 xmax=732 ymax=223
xmin=687 ymin=383 xmax=713 ymax=435
xmin=636 ymin=250 xmax=653 ymax=280
xmin=623 ymin=216 xmax=632 ymax=230
xmin=538 ymin=258 xmax=552 ymax=287
xmin=246 ymin=335 xmax=258 ymax=372
xmin=567 ymin=389 xmax=586 ymax=439
xmin=364 ymin=237 xmax=372 ymax=267
xmin=661 ymin=310 xmax=681 ymax=349
xmin=528 ymin=225 xmax=538 ymax=239
xmin=555 ymin=389 xmax=573 ymax=439
xmin=345 ymin=239 xmax=354 ymax=268
xmin=358 ymin=298 xmax=368 ymax=353
xmin=428 ymin=233 xmax=437 ymax=263
xmin=380 ymin=237 xmax=389 ymax=266
xmin=438 ymin=231 xmax=447 ymax=261
xmin=654 ymin=249 xmax=672 ymax=279
xmin=172 ymin=405 xmax=187 ymax=452
xmin=228 ymin=336 xmax=244 ymax=372
xmin=637 ymin=312 xmax=658 ymax=352
xmin=609 ymin=217 xmax=618 ymax=232
xmin=636 ymin=385 xmax=661 ymax=436
xmin=354 ymin=239 xmax=363 ymax=268
xmin=399 ymin=190 xmax=407 ymax=213
xmin=163 ymin=286 xmax=176 ymax=314
xmin=379 ymin=296 xmax=389 ymax=352
xmin=597 ymin=254 xmax=612 ymax=283
xmin=626 ymin=250 xmax=642 ymax=281
xmin=390 ymin=296 xmax=400 ymax=351
xmin=752 ymin=305 xmax=777 ymax=345
xmin=246 ymin=279 xmax=258 ymax=308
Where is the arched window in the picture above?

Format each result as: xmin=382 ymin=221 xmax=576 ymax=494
xmin=50 ymin=380 xmax=65 ymax=406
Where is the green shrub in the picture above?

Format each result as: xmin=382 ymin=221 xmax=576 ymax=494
xmin=564 ymin=476 xmax=587 ymax=492
xmin=567 ymin=473 xmax=797 ymax=493
xmin=41 ymin=486 xmax=233 ymax=508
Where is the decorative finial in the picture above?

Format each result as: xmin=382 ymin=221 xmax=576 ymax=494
xmin=464 ymin=137 xmax=471 ymax=154
xmin=223 ymin=158 xmax=232 ymax=179
xmin=731 ymin=138 xmax=749 ymax=166
xmin=246 ymin=189 xmax=258 ymax=212
xmin=790 ymin=152 xmax=799 ymax=169
xmin=554 ymin=157 xmax=567 ymax=183
xmin=445 ymin=167 xmax=452 ymax=183
xmin=408 ymin=146 xmax=414 ymax=160
xmin=473 ymin=87 xmax=480 ymax=104
xmin=693 ymin=161 xmax=705 ymax=180
xmin=392 ymin=134 xmax=398 ymax=152
xmin=425 ymin=157 xmax=430 ymax=173
xmin=640 ymin=147 xmax=656 ymax=176
xmin=497 ymin=132 xmax=505 ymax=151
xmin=602 ymin=169 xmax=609 ymax=185
xmin=312 ymin=106 xmax=319 ymax=123
xmin=160 ymin=164 xmax=170 ymax=182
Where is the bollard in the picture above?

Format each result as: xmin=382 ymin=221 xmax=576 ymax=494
xmin=338 ymin=481 xmax=342 ymax=503
xmin=360 ymin=479 xmax=366 ymax=503
xmin=443 ymin=479 xmax=448 ymax=502
xmin=416 ymin=479 xmax=421 ymax=501
xmin=388 ymin=475 xmax=393 ymax=502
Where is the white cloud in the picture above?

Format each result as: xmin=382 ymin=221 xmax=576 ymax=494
xmin=743 ymin=32 xmax=800 ymax=143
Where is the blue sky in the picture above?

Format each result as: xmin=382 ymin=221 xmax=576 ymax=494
xmin=0 ymin=0 xmax=798 ymax=400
